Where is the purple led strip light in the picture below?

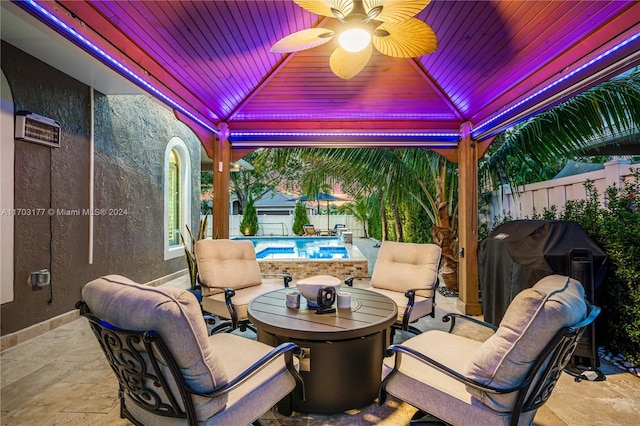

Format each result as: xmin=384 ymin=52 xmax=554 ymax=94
xmin=27 ymin=0 xmax=636 ymax=141
xmin=23 ymin=0 xmax=218 ymax=134
xmin=232 ymin=131 xmax=460 ymax=138
xmin=474 ymin=31 xmax=640 ymax=136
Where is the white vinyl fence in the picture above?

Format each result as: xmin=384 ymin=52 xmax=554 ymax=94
xmin=488 ymin=159 xmax=635 ymax=220
xmin=204 ymin=214 xmax=365 ymax=238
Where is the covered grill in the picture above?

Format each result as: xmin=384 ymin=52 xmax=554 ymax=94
xmin=478 ymin=220 xmax=608 ymax=371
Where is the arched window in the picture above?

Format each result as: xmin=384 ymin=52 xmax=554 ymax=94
xmin=168 ymin=150 xmax=181 ymax=246
xmin=164 ymin=137 xmax=191 ymax=259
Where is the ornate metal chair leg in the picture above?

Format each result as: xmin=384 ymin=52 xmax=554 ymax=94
xmin=210 ymin=321 xmax=233 ymax=335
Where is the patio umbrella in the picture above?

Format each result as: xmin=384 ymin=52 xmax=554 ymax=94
xmin=290 ymin=192 xmax=346 ymax=231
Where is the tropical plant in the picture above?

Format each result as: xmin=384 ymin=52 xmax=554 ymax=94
xmin=200 ymin=150 xmax=307 ymax=214
xmin=339 ymin=195 xmax=373 ymax=238
xmin=406 ymin=153 xmax=459 ymax=290
xmin=262 ymin=147 xmax=461 ymax=290
xmin=292 ymin=201 xmax=310 ymax=235
xmin=481 ymin=68 xmax=640 ymax=190
xmin=239 ymin=195 xmax=259 ymax=236
xmin=180 ymin=215 xmax=209 ymax=290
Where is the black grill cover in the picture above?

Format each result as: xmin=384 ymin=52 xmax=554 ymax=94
xmin=478 ymin=220 xmax=607 ymax=326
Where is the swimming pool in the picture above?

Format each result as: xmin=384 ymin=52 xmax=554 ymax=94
xmin=235 ymin=236 xmax=349 ymax=259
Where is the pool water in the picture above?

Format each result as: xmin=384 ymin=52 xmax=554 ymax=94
xmin=234 ymin=236 xmax=349 ymax=259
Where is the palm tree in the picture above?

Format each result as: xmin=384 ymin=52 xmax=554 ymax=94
xmin=481 ymin=68 xmax=640 ymax=189
xmin=263 ymin=147 xmax=462 ymax=291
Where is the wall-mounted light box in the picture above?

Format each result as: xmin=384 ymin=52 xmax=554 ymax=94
xmin=15 ymin=111 xmax=60 ymax=148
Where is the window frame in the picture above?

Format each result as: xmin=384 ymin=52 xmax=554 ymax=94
xmin=164 ymin=137 xmax=191 ymax=260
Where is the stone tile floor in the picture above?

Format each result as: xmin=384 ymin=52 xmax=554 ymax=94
xmin=2 ymin=239 xmax=639 ymax=425
xmin=2 ymin=291 xmax=639 ymax=425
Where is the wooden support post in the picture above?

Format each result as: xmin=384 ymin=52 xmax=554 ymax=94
xmin=456 ymin=122 xmax=482 ymax=315
xmin=212 ymin=123 xmax=231 ymax=239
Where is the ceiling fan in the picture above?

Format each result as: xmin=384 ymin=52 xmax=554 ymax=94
xmin=271 ymin=0 xmax=438 ymax=79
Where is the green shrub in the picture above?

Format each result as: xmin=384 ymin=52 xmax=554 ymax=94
xmin=292 ymin=202 xmax=310 ymax=235
xmin=537 ymin=170 xmax=640 ymax=364
xmin=239 ymin=195 xmax=259 ymax=236
xmin=595 ymin=171 xmax=640 ymax=364
xmin=403 ymin=206 xmax=433 ymax=243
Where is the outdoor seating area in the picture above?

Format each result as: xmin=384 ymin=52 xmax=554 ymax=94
xmin=2 ymin=2 xmax=639 ymax=425
xmin=2 ymin=238 xmax=639 ymax=425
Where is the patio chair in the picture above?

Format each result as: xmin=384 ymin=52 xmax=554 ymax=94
xmin=379 ymin=274 xmax=600 ymax=426
xmin=345 ymin=241 xmax=442 ymax=337
xmin=303 ymin=224 xmax=319 ymax=236
xmin=195 ymin=239 xmax=292 ymax=333
xmin=76 ymin=275 xmax=304 ymax=426
xmin=330 ymin=223 xmax=346 ymax=236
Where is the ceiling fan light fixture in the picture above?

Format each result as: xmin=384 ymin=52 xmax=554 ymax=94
xmin=339 ymin=28 xmax=371 ymax=52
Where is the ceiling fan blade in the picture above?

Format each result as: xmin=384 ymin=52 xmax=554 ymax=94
xmin=294 ymin=0 xmax=354 ymax=19
xmin=271 ymin=28 xmax=335 ymax=53
xmin=330 ymin=44 xmax=373 ymax=79
xmin=373 ymin=18 xmax=438 ymax=58
xmin=364 ymin=0 xmax=432 ymax=22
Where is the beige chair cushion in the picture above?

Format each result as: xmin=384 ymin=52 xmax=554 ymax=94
xmin=370 ymin=241 xmax=441 ymax=293
xmin=196 ymin=239 xmax=262 ymax=295
xmin=201 ymin=281 xmax=283 ymax=321
xmin=382 ymin=330 xmax=534 ymax=426
xmin=82 ymin=275 xmax=228 ymax=420
xmin=368 ymin=287 xmax=434 ymax=324
xmin=464 ymin=275 xmax=587 ymax=412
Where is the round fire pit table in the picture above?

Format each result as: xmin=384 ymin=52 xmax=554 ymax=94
xmin=248 ymin=285 xmax=397 ymax=414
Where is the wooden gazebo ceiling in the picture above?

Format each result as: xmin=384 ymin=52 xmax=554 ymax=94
xmin=17 ymin=0 xmax=640 ymax=149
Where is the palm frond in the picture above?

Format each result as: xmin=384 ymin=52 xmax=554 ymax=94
xmin=481 ymin=68 xmax=640 ymax=188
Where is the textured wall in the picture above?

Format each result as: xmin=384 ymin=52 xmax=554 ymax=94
xmin=92 ymin=94 xmax=201 ymax=281
xmin=1 ymin=42 xmax=200 ymax=334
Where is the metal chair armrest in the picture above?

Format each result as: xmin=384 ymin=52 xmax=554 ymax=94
xmin=344 ymin=276 xmax=371 ymax=286
xmin=380 ymin=344 xmax=529 ymax=400
xmin=403 ymin=287 xmax=437 ymax=299
xmin=197 ymin=284 xmax=238 ymax=329
xmin=399 ymin=287 xmax=437 ymax=330
xmin=442 ymin=313 xmax=499 ymax=334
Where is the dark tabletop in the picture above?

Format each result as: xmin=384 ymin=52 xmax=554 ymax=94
xmin=248 ymin=286 xmax=397 ymax=341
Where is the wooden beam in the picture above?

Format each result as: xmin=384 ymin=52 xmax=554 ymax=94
xmin=456 ymin=122 xmax=482 ymax=315
xmin=478 ymin=135 xmax=497 ymax=159
xmin=173 ymin=110 xmax=216 ymax=160
xmin=212 ymin=123 xmax=231 ymax=239
xmin=430 ymin=147 xmax=458 ymax=163
xmin=231 ymin=148 xmax=256 ymax=162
